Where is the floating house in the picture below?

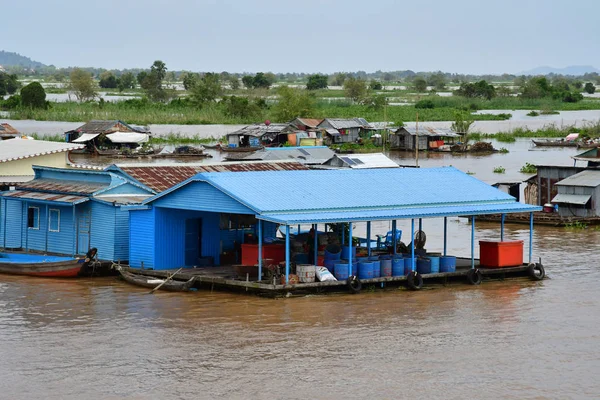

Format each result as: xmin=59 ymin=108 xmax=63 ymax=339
xmin=0 ymin=123 xmax=20 ymax=140
xmin=225 ymin=123 xmax=289 ymax=148
xmin=0 ymin=166 xmax=153 ymax=260
xmin=523 ymin=165 xmax=587 ymax=206
xmin=323 ymin=153 xmax=399 ymax=169
xmin=572 ymin=147 xmax=600 ymax=167
xmin=0 ymin=139 xmax=84 ymax=189
xmin=317 ymin=118 xmax=368 ymax=144
xmin=64 ymin=120 xmax=150 ymax=153
xmin=288 ymin=118 xmax=323 ymax=132
xmin=127 ymin=167 xmax=540 ymax=278
xmin=242 ymin=147 xmax=335 ymax=166
xmin=390 ymin=126 xmax=461 ymax=150
xmin=552 ymin=170 xmax=600 ymax=217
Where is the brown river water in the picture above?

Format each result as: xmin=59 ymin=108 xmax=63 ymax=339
xmin=2 ymin=139 xmax=600 ymax=399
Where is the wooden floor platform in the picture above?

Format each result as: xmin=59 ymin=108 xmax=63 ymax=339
xmin=124 ymin=257 xmax=540 ymax=296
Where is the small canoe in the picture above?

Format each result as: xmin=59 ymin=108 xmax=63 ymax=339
xmin=0 ymin=252 xmax=90 ymax=278
xmin=118 ymin=269 xmax=196 ymax=292
xmin=531 ymin=139 xmax=578 ymax=147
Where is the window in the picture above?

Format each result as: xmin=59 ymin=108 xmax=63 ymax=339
xmin=49 ymin=209 xmax=60 ymax=232
xmin=27 ymin=207 xmax=39 ymax=229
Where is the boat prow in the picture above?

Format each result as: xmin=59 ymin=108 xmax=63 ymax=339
xmin=118 ymin=268 xmax=197 ymax=292
xmin=0 ymin=252 xmax=91 ymax=278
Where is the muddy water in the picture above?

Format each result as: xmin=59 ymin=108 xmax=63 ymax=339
xmin=2 ymin=140 xmax=600 ymax=398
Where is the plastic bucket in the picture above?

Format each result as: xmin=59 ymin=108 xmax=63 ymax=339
xmin=334 ymin=263 xmax=350 ymax=281
xmin=404 ymin=257 xmax=415 ymax=275
xmin=341 ymin=246 xmax=356 ymax=260
xmin=417 ymin=258 xmax=431 ymax=274
xmin=358 ymin=262 xmax=374 ymax=280
xmin=440 ymin=256 xmax=456 ymax=273
xmin=392 ymin=257 xmax=404 ymax=276
xmin=324 ymin=244 xmax=341 ymax=260
xmin=371 ymin=260 xmax=381 ymax=278
xmin=427 ymin=256 xmax=440 ymax=274
xmin=380 ymin=258 xmax=392 ymax=277
xmin=296 ymin=264 xmax=315 ymax=283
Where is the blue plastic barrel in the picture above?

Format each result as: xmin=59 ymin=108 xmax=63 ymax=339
xmin=392 ymin=257 xmax=404 ymax=276
xmin=417 ymin=258 xmax=431 ymax=274
xmin=341 ymin=246 xmax=356 ymax=260
xmin=371 ymin=260 xmax=381 ymax=278
xmin=324 ymin=245 xmax=341 ymax=260
xmin=294 ymin=253 xmax=309 ymax=264
xmin=358 ymin=261 xmax=374 ymax=279
xmin=341 ymin=259 xmax=358 ymax=276
xmin=379 ymin=255 xmax=392 ymax=260
xmin=404 ymin=257 xmax=415 ymax=275
xmin=334 ymin=263 xmax=350 ymax=281
xmin=324 ymin=258 xmax=336 ymax=272
xmin=440 ymin=256 xmax=457 ymax=273
xmin=427 ymin=256 xmax=440 ymax=274
xmin=380 ymin=258 xmax=392 ymax=277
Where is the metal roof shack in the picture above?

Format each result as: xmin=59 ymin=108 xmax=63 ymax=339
xmin=552 ymin=169 xmax=600 ymax=218
xmin=107 ymin=161 xmax=308 ymax=193
xmin=242 ymin=147 xmax=335 ymax=165
xmin=0 ymin=123 xmax=20 ymax=139
xmin=317 ymin=118 xmax=368 ymax=144
xmin=0 ymin=139 xmax=84 ymax=163
xmin=289 ymin=118 xmax=323 ymax=130
xmin=64 ymin=120 xmax=150 ymax=148
xmin=391 ymin=126 xmax=461 ymax=151
xmin=572 ymin=147 xmax=600 ymax=167
xmin=555 ymin=169 xmax=600 ymax=188
xmin=325 ymin=153 xmax=399 ymax=169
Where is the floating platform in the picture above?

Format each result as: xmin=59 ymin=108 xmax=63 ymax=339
xmin=123 ymin=258 xmax=544 ymax=297
xmin=467 ymin=212 xmax=600 ymax=227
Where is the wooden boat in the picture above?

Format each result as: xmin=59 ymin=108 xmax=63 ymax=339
xmin=531 ymin=139 xmax=578 ymax=147
xmin=118 ymin=268 xmax=196 ymax=292
xmin=0 ymin=252 xmax=90 ymax=278
xmin=577 ymin=142 xmax=600 ymax=149
xmin=218 ymin=145 xmax=263 ymax=153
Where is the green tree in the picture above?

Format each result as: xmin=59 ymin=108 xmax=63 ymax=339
xmin=451 ymin=111 xmax=474 ymax=149
xmin=343 ymin=77 xmax=368 ymax=102
xmin=241 ymin=75 xmax=254 ymax=89
xmin=181 ymin=72 xmax=199 ymax=90
xmin=331 ymin=72 xmax=348 ymax=86
xmin=252 ymin=72 xmax=272 ymax=89
xmin=228 ymin=76 xmax=240 ymax=90
xmin=117 ymin=72 xmax=136 ymax=91
xmin=271 ymin=86 xmax=316 ymax=121
xmin=222 ymin=95 xmax=263 ymax=119
xmin=454 ymin=80 xmax=496 ymax=100
xmin=99 ymin=71 xmax=118 ymax=89
xmin=413 ymin=77 xmax=428 ymax=92
xmin=364 ymin=93 xmax=388 ymax=110
xmin=0 ymin=72 xmax=20 ymax=95
xmin=369 ymin=81 xmax=383 ymax=90
xmin=20 ymin=81 xmax=47 ymax=108
xmin=141 ymin=60 xmax=169 ymax=102
xmin=137 ymin=71 xmax=148 ymax=86
xmin=69 ymin=68 xmax=97 ymax=101
xmin=306 ymin=74 xmax=328 ymax=90
xmin=190 ymin=73 xmax=223 ymax=106
xmin=584 ymin=82 xmax=596 ymax=94
xmin=428 ymin=72 xmax=447 ymax=91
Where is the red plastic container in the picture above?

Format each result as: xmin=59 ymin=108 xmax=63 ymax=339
xmin=479 ymin=240 xmax=523 ymax=268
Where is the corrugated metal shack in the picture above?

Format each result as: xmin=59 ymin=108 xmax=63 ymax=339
xmin=324 ymin=153 xmax=399 ymax=169
xmin=572 ymin=147 xmax=600 ymax=167
xmin=0 ymin=166 xmax=153 ymax=260
xmin=552 ymin=170 xmax=600 ymax=217
xmin=0 ymin=123 xmax=20 ymax=140
xmin=127 ymin=167 xmax=540 ymax=275
xmin=226 ymin=123 xmax=289 ymax=148
xmin=391 ymin=126 xmax=461 ymax=150
xmin=524 ymin=165 xmax=588 ymax=206
xmin=242 ymin=147 xmax=335 ymax=166
xmin=317 ymin=118 xmax=368 ymax=144
xmin=64 ymin=120 xmax=150 ymax=152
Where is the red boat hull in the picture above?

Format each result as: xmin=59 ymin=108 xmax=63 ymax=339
xmin=0 ymin=258 xmax=87 ymax=278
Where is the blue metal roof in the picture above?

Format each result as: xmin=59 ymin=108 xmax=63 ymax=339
xmin=145 ymin=167 xmax=541 ymax=223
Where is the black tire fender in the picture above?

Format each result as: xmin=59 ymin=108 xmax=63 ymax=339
xmin=406 ymin=271 xmax=423 ymax=290
xmin=347 ymin=276 xmax=362 ymax=294
xmin=467 ymin=268 xmax=483 ymax=285
xmin=528 ymin=263 xmax=545 ymax=281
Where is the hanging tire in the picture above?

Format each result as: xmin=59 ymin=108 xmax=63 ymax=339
xmin=347 ymin=276 xmax=362 ymax=294
xmin=406 ymin=271 xmax=423 ymax=290
xmin=466 ymin=269 xmax=482 ymax=285
xmin=528 ymin=263 xmax=545 ymax=281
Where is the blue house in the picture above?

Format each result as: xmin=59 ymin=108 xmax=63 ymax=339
xmin=128 ymin=167 xmax=541 ymax=278
xmin=0 ymin=166 xmax=153 ymax=261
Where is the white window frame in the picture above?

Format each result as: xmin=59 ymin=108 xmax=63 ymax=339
xmin=28 ymin=206 xmax=40 ymax=230
xmin=49 ymin=209 xmax=60 ymax=232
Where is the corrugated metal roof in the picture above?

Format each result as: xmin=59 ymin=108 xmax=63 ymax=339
xmin=0 ymin=176 xmax=34 ymax=184
xmin=70 ymin=120 xmax=147 ymax=134
xmin=2 ymin=190 xmax=88 ymax=204
xmin=115 ymin=161 xmax=308 ymax=193
xmin=259 ymin=202 xmax=541 ymax=224
xmin=396 ymin=126 xmax=460 ymax=137
xmin=572 ymin=147 xmax=600 ymax=161
xmin=320 ymin=118 xmax=365 ymax=130
xmin=0 ymin=123 xmax=19 ymax=137
xmin=551 ymin=193 xmax=591 ymax=205
xmin=243 ymin=147 xmax=335 ymax=165
xmin=295 ymin=118 xmax=323 ymax=128
xmin=94 ymin=194 xmax=153 ymax=204
xmin=333 ymin=154 xmax=399 ymax=169
xmin=0 ymin=139 xmax=84 ymax=163
xmin=227 ymin=123 xmax=289 ymax=138
xmin=555 ymin=170 xmax=600 ymax=187
xmin=17 ymin=178 xmax=107 ymax=195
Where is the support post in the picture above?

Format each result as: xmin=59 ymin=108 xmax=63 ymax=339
xmin=392 ymin=220 xmax=397 ymax=254
xmin=471 ymin=216 xmax=475 ymax=269
xmin=348 ymin=222 xmax=353 ymax=277
xmin=341 ymin=224 xmax=345 ymax=246
xmin=529 ymin=212 xmax=534 ymax=263
xmin=418 ymin=218 xmax=422 ymax=233
xmin=72 ymin=205 xmax=76 ymax=257
xmin=367 ymin=221 xmax=371 ymax=256
xmin=25 ymin=201 xmax=29 ymax=253
xmin=411 ymin=219 xmax=415 ymax=272
xmin=45 ymin=204 xmax=49 ymax=254
xmin=313 ymin=224 xmax=318 ymax=267
xmin=501 ymin=213 xmax=505 ymax=241
xmin=258 ymin=219 xmax=263 ymax=282
xmin=297 ymin=224 xmax=301 ymax=236
xmin=285 ymin=225 xmax=290 ymax=284
xmin=443 ymin=217 xmax=447 ymax=256
xmin=3 ymin=198 xmax=7 ymax=249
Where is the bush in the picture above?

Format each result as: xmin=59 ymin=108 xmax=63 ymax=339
xmin=520 ymin=163 xmax=537 ymax=173
xmin=1 ymin=94 xmax=21 ymax=109
xmin=20 ymin=81 xmax=47 ymax=109
xmin=415 ymin=99 xmax=435 ymax=109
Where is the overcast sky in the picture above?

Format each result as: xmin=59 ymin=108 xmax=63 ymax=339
xmin=2 ymin=0 xmax=598 ymax=74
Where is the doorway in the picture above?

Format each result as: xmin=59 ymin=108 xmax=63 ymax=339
xmin=185 ymin=218 xmax=202 ymax=266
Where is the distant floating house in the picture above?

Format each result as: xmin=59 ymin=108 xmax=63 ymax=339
xmin=0 ymin=166 xmax=153 ymax=260
xmin=64 ymin=120 xmax=150 ymax=153
xmin=288 ymin=118 xmax=323 ymax=132
xmin=242 ymin=147 xmax=335 ymax=166
xmin=0 ymin=139 xmax=84 ymax=189
xmin=317 ymin=118 xmax=370 ymax=144
xmin=225 ymin=123 xmax=289 ymax=148
xmin=0 ymin=123 xmax=20 ymax=140
xmin=390 ymin=126 xmax=461 ymax=150
xmin=523 ymin=164 xmax=588 ymax=206
xmin=323 ymin=153 xmax=399 ymax=169
xmin=572 ymin=147 xmax=600 ymax=167
xmin=552 ymin=170 xmax=600 ymax=217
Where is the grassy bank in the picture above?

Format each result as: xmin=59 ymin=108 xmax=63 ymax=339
xmin=469 ymin=121 xmax=600 ymax=142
